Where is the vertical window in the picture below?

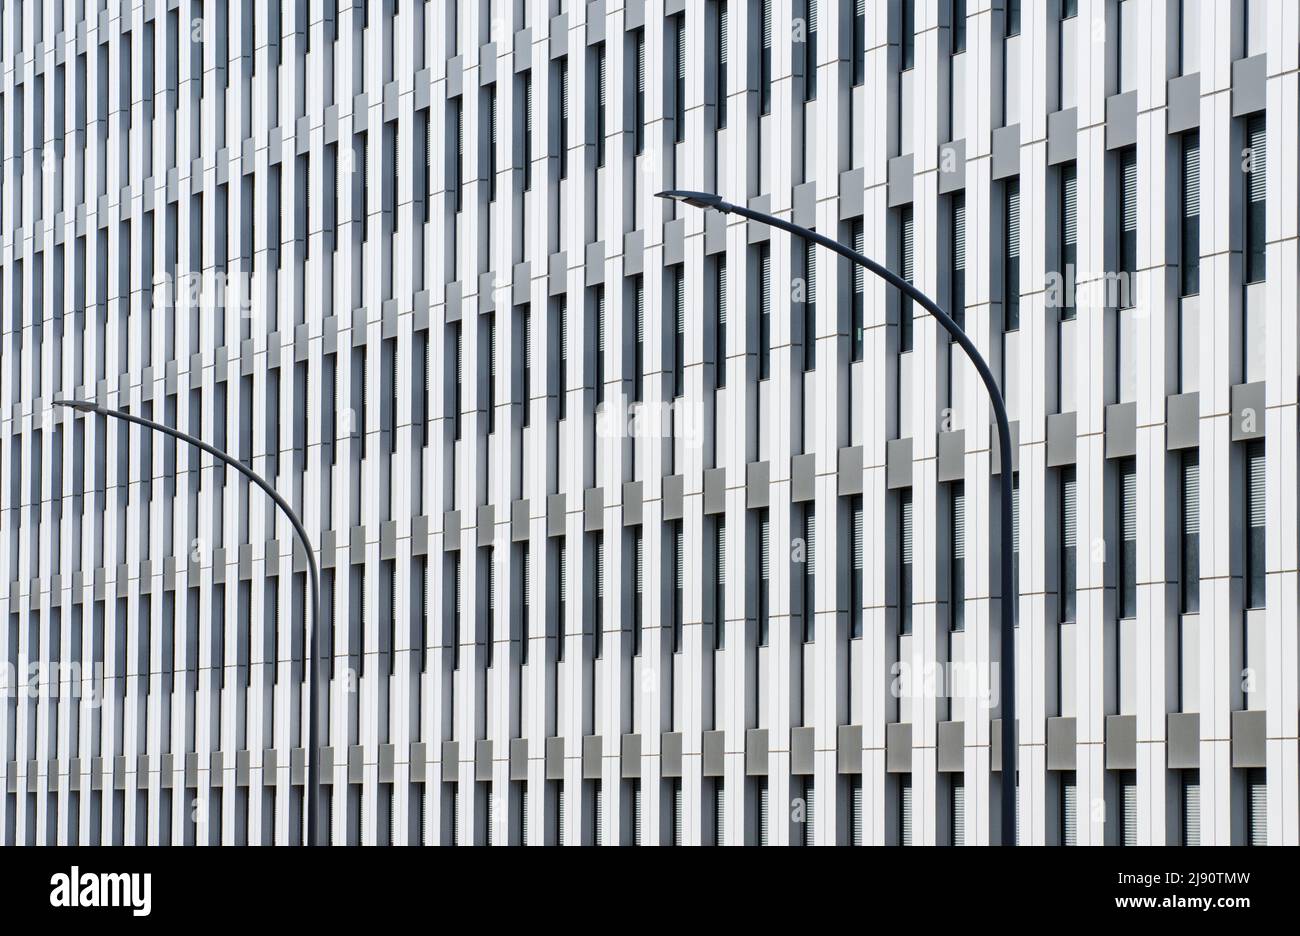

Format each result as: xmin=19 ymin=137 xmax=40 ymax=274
xmin=452 ymin=101 xmax=463 ymax=212
xmin=521 ymin=305 xmax=532 ymax=427
xmin=758 ymin=510 xmax=771 ymax=646
xmin=1244 ymin=116 xmax=1266 ymax=283
xmin=1007 ymin=0 xmax=1022 ymax=35
xmin=634 ymin=30 xmax=646 ymax=151
xmin=1180 ymin=451 xmax=1200 ymax=614
xmin=1004 ymin=179 xmax=1020 ymax=329
xmin=671 ymin=522 xmax=684 ymax=653
xmin=558 ymin=58 xmax=570 ymax=178
xmin=951 ymin=194 xmax=965 ymax=327
xmin=1119 ymin=459 xmax=1137 ymax=619
xmin=950 ymin=776 xmax=965 ymax=846
xmin=803 ymin=0 xmax=818 ymax=101
xmin=1181 ymin=132 xmax=1200 ymax=295
xmin=1061 ymin=467 xmax=1077 ymax=623
xmin=899 ymin=774 xmax=913 ymax=845
xmin=1061 ymin=772 xmax=1077 ymax=846
xmin=523 ymin=71 xmax=534 ymax=189
xmin=803 ymin=239 xmax=817 ymax=371
xmin=760 ymin=0 xmax=773 ymax=113
xmin=1246 ymin=768 xmax=1266 ymax=845
xmin=851 ymin=221 xmax=865 ymax=361
xmin=902 ymin=0 xmax=916 ymax=69
xmin=1182 ymin=769 xmax=1200 ymax=846
xmin=1061 ymin=162 xmax=1077 ymax=319
xmin=853 ymin=0 xmax=867 ymax=86
xmin=802 ymin=507 xmax=816 ymax=643
xmin=673 ymin=15 xmax=687 ymax=140
xmin=595 ymin=289 xmax=606 ymax=406
xmin=633 ymin=529 xmax=644 ymax=656
xmin=712 ymin=518 xmax=726 ymax=650
xmin=715 ymin=258 xmax=728 ymax=389
xmin=899 ymin=489 xmax=913 ymax=635
xmin=758 ymin=244 xmax=772 ymax=379
xmin=900 ymin=207 xmax=914 ymax=351
xmin=452 ymin=323 xmax=463 ymax=440
xmin=952 ymin=0 xmax=967 ymax=53
xmin=671 ymin=266 xmax=685 ymax=397
xmin=715 ymin=4 xmax=728 ymax=128
xmin=850 ymin=495 xmax=864 ymax=639
xmin=594 ymin=46 xmax=606 ymax=168
xmin=632 ymin=276 xmax=645 ymax=402
xmin=488 ymin=85 xmax=499 ymax=201
xmin=1120 ymin=770 xmax=1137 ymax=845
xmin=557 ymin=297 xmax=568 ymax=421
xmin=487 ymin=314 xmax=497 ymax=434
xmin=951 ymin=483 xmax=965 ymax=632
xmin=1119 ymin=147 xmax=1137 ymax=293
xmin=1245 ymin=441 xmax=1265 ymax=608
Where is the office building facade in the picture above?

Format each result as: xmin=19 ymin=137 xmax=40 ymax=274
xmin=0 ymin=0 xmax=1295 ymax=845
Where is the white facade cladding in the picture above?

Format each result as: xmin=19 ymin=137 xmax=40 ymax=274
xmin=0 ymin=0 xmax=1296 ymax=847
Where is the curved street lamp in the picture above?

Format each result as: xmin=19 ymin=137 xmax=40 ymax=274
xmin=658 ymin=190 xmax=1018 ymax=845
xmin=53 ymin=398 xmax=325 ymax=847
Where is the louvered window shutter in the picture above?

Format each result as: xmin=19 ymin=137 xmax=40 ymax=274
xmin=1183 ymin=773 xmax=1200 ymax=846
xmin=952 ymin=778 xmax=965 ymax=846
xmin=1063 ymin=777 xmax=1077 ymax=846
xmin=1062 ymin=477 xmax=1076 ymax=549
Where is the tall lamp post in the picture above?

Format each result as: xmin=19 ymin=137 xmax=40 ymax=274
xmin=657 ymin=191 xmax=1018 ymax=845
xmin=53 ymin=398 xmax=326 ymax=846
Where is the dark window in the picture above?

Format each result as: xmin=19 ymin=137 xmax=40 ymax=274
xmin=900 ymin=206 xmax=914 ymax=351
xmin=715 ymin=258 xmax=728 ymax=388
xmin=758 ymin=244 xmax=772 ymax=379
xmin=952 ymin=0 xmax=967 ymax=53
xmin=803 ymin=0 xmax=818 ymax=101
xmin=801 ymin=506 xmax=816 ymax=642
xmin=1245 ymin=441 xmax=1265 ymax=608
xmin=757 ymin=510 xmax=771 ymax=646
xmin=851 ymin=220 xmax=866 ymax=361
xmin=1181 ymin=132 xmax=1200 ymax=295
xmin=803 ymin=238 xmax=817 ymax=371
xmin=899 ymin=489 xmax=913 ymax=635
xmin=951 ymin=483 xmax=965 ymax=632
xmin=712 ymin=518 xmax=726 ymax=650
xmin=634 ymin=31 xmax=646 ymax=151
xmin=558 ymin=58 xmax=569 ymax=177
xmin=902 ymin=0 xmax=916 ymax=69
xmin=760 ymin=0 xmax=773 ymax=113
xmin=853 ymin=0 xmax=867 ymax=85
xmin=951 ymin=193 xmax=965 ymax=328
xmin=1119 ymin=459 xmax=1137 ymax=619
xmin=1006 ymin=0 xmax=1022 ymax=35
xmin=1061 ymin=162 xmax=1077 ymax=318
xmin=1119 ymin=147 xmax=1137 ymax=295
xmin=594 ymin=46 xmax=606 ymax=168
xmin=1180 ymin=451 xmax=1200 ymax=614
xmin=671 ymin=267 xmax=685 ymax=397
xmin=1245 ymin=116 xmax=1266 ymax=283
xmin=1061 ymin=467 xmax=1077 ymax=623
xmin=715 ymin=5 xmax=727 ymax=128
xmin=1005 ymin=179 xmax=1020 ymax=329
xmin=850 ymin=495 xmax=864 ymax=639
xmin=674 ymin=16 xmax=687 ymax=140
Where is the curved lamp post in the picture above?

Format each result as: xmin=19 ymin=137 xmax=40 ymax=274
xmin=657 ymin=190 xmax=1017 ymax=845
xmin=53 ymin=398 xmax=325 ymax=846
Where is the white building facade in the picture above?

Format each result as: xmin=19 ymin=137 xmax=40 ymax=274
xmin=0 ymin=0 xmax=1297 ymax=846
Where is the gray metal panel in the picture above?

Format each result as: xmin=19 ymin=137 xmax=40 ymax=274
xmin=623 ymin=229 xmax=644 ymax=275
xmin=937 ymin=139 xmax=965 ymax=193
xmin=585 ymin=2 xmax=606 ymax=44
xmin=991 ymin=419 xmax=1020 ymax=475
xmin=791 ymin=453 xmax=816 ymax=503
xmin=378 ymin=743 xmax=395 ymax=783
xmin=838 ymin=168 xmax=865 ymax=220
xmin=887 ymin=153 xmax=914 ymax=207
xmin=1046 ymin=107 xmax=1077 ymax=165
xmin=937 ymin=721 xmax=964 ymax=772
xmin=663 ymin=217 xmax=686 ymax=266
xmin=1167 ymin=73 xmax=1200 ymax=134
xmin=885 ymin=722 xmax=912 ymax=773
xmin=1231 ymin=709 xmax=1266 ymax=768
xmin=990 ymin=719 xmax=1017 ymax=771
xmin=1166 ymin=392 xmax=1200 ymax=450
xmin=662 ymin=474 xmax=684 ymax=520
xmin=236 ymin=750 xmax=251 ymax=786
xmin=584 ymin=239 xmax=606 ymax=286
xmin=409 ymin=742 xmax=427 ymax=783
xmin=158 ymin=753 xmax=172 ymax=789
xmin=443 ymin=510 xmax=461 ymax=550
xmin=1046 ymin=716 xmax=1077 ymax=771
xmin=838 ymin=446 xmax=864 ymax=496
xmin=1105 ymin=714 xmax=1137 ymax=771
xmin=745 ymin=195 xmax=773 ymax=243
xmin=547 ymin=492 xmax=567 ymax=537
xmin=184 ymin=752 xmax=199 ymax=787
xmin=263 ymin=749 xmax=278 ymax=784
xmin=1167 ymin=712 xmax=1200 ymax=769
xmin=837 ymin=725 xmax=863 ymax=775
xmin=1046 ymin=411 xmax=1078 ymax=467
xmin=745 ymin=461 xmax=770 ymax=509
xmin=886 ymin=437 xmax=913 ymax=490
xmin=441 ymin=740 xmax=460 ymax=781
xmin=1231 ymin=53 xmax=1266 ymax=117
xmin=581 ymin=735 xmax=602 ymax=780
xmin=704 ymin=210 xmax=727 ymax=255
xmin=937 ymin=430 xmax=965 ymax=483
xmin=702 ymin=730 xmax=725 ymax=777
xmin=583 ymin=487 xmax=604 ymax=532
xmin=622 ymin=480 xmax=644 ymax=526
xmin=511 ymin=499 xmax=530 ymax=542
xmin=380 ymin=520 xmax=396 ymax=560
xmin=703 ymin=467 xmax=727 ymax=514
xmin=512 ymin=262 xmax=531 ymax=304
xmin=790 ymin=726 xmax=815 ymax=776
xmin=545 ymin=736 xmax=565 ymax=780
xmin=1105 ymin=91 xmax=1138 ymax=150
xmin=208 ymin=751 xmax=223 ymax=787
xmin=444 ymin=280 xmax=463 ymax=322
xmin=991 ymin=124 xmax=1020 ymax=180
xmin=620 ymin=734 xmax=641 ymax=779
xmin=745 ymin=728 xmax=769 ymax=777
xmin=291 ymin=748 xmax=307 ymax=786
xmin=624 ymin=0 xmax=645 ymax=30
xmin=347 ymin=745 xmax=364 ymax=784
xmin=509 ymin=738 xmax=529 ymax=781
xmin=547 ymin=251 xmax=567 ymax=295
xmin=792 ymin=181 xmax=817 ymax=228
xmin=411 ymin=515 xmax=429 ymax=556
xmin=660 ymin=732 xmax=683 ymax=778
xmin=1105 ymin=401 xmax=1137 ymax=460
xmin=477 ymin=503 xmax=496 ymax=546
xmin=475 ymin=739 xmax=493 ymax=781
xmin=1230 ymin=382 xmax=1265 ymax=441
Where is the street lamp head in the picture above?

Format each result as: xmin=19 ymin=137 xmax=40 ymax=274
xmin=52 ymin=398 xmax=97 ymax=413
xmin=656 ymin=190 xmax=732 ymax=213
